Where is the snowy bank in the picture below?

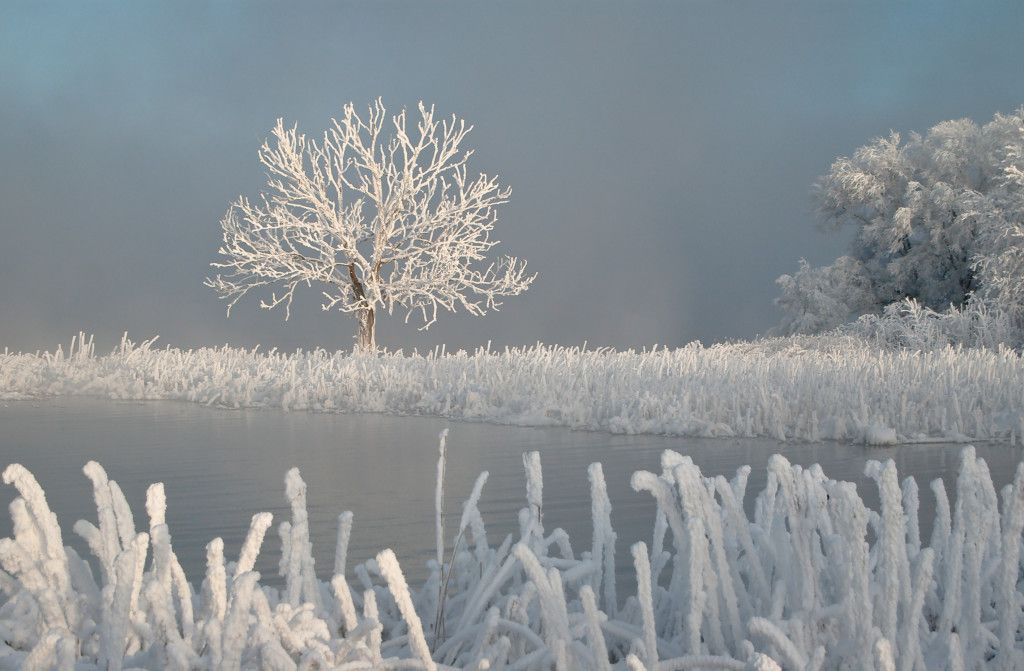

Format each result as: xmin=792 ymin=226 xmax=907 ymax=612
xmin=1 ymin=432 xmax=1022 ymax=669
xmin=3 ymin=333 xmax=1024 ymax=444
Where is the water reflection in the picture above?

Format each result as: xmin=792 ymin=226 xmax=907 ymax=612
xmin=0 ymin=398 xmax=1018 ymax=586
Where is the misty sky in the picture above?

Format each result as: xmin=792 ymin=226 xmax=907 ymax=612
xmin=2 ymin=1 xmax=1023 ymax=353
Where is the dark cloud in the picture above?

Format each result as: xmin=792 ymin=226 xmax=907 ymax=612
xmin=2 ymin=1 xmax=1022 ymax=352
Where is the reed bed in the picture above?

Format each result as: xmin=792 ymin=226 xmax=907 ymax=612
xmin=3 ymin=333 xmax=1024 ymax=444
xmin=1 ymin=432 xmax=1022 ymax=669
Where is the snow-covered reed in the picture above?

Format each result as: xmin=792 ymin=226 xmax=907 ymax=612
xmin=2 ymin=433 xmax=1023 ymax=669
xmin=4 ymin=332 xmax=1024 ymax=444
xmin=838 ymin=299 xmax=1022 ymax=351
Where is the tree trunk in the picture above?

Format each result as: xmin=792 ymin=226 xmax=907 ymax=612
xmin=356 ymin=306 xmax=376 ymax=353
xmin=348 ymin=262 xmax=376 ymax=353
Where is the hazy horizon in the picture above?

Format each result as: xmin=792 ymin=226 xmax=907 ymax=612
xmin=3 ymin=1 xmax=1023 ymax=353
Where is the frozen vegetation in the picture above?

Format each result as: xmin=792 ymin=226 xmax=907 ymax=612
xmin=4 ymin=333 xmax=1024 ymax=444
xmin=2 ymin=431 xmax=1024 ymax=669
xmin=836 ymin=300 xmax=1021 ymax=351
xmin=206 ymin=100 xmax=534 ymax=352
xmin=774 ymin=107 xmax=1024 ymax=339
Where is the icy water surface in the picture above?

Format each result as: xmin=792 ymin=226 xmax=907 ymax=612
xmin=1 ymin=397 xmax=1020 ymax=585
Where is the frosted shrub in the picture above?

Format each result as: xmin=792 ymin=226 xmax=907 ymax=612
xmin=2 ymin=433 xmax=1024 ymax=669
xmin=4 ymin=332 xmax=1024 ymax=444
xmin=838 ymin=299 xmax=1021 ymax=350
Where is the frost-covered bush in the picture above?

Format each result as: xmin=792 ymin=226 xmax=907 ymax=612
xmin=4 ymin=332 xmax=1024 ymax=444
xmin=2 ymin=432 xmax=1023 ymax=669
xmin=774 ymin=257 xmax=878 ymax=335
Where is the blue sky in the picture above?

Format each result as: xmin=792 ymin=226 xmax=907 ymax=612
xmin=2 ymin=1 xmax=1022 ymax=351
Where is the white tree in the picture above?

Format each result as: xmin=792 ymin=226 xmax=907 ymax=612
xmin=207 ymin=100 xmax=535 ymax=351
xmin=775 ymin=107 xmax=1024 ymax=335
xmin=972 ymin=114 xmax=1024 ymax=315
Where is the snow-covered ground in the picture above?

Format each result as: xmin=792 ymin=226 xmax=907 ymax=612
xmin=3 ymin=333 xmax=1024 ymax=444
xmin=1 ymin=430 xmax=1021 ymax=669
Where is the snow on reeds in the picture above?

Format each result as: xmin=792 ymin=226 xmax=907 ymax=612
xmin=2 ymin=433 xmax=1024 ymax=669
xmin=837 ymin=299 xmax=1021 ymax=351
xmin=4 ymin=332 xmax=1024 ymax=444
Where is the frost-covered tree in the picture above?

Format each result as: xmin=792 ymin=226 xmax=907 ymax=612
xmin=775 ymin=107 xmax=1024 ymax=335
xmin=973 ymin=118 xmax=1024 ymax=314
xmin=775 ymin=257 xmax=877 ymax=334
xmin=207 ymin=100 xmax=535 ymax=351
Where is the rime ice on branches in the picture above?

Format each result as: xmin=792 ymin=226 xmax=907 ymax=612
xmin=206 ymin=100 xmax=535 ymax=351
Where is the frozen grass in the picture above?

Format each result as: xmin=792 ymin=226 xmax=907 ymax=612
xmin=837 ymin=300 xmax=1022 ymax=351
xmin=1 ymin=432 xmax=1023 ymax=669
xmin=3 ymin=333 xmax=1024 ymax=444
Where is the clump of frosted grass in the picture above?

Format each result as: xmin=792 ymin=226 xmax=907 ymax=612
xmin=838 ymin=299 xmax=1022 ymax=351
xmin=2 ymin=433 xmax=1024 ymax=669
xmin=4 ymin=332 xmax=1024 ymax=444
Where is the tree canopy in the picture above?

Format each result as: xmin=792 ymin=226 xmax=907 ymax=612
xmin=775 ymin=107 xmax=1024 ymax=336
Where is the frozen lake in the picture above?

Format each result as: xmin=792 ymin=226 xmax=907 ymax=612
xmin=1 ymin=397 xmax=1021 ymax=586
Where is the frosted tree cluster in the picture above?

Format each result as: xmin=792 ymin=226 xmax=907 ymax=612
xmin=206 ymin=99 xmax=534 ymax=351
xmin=3 ymin=432 xmax=1024 ymax=669
xmin=775 ymin=107 xmax=1024 ymax=341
